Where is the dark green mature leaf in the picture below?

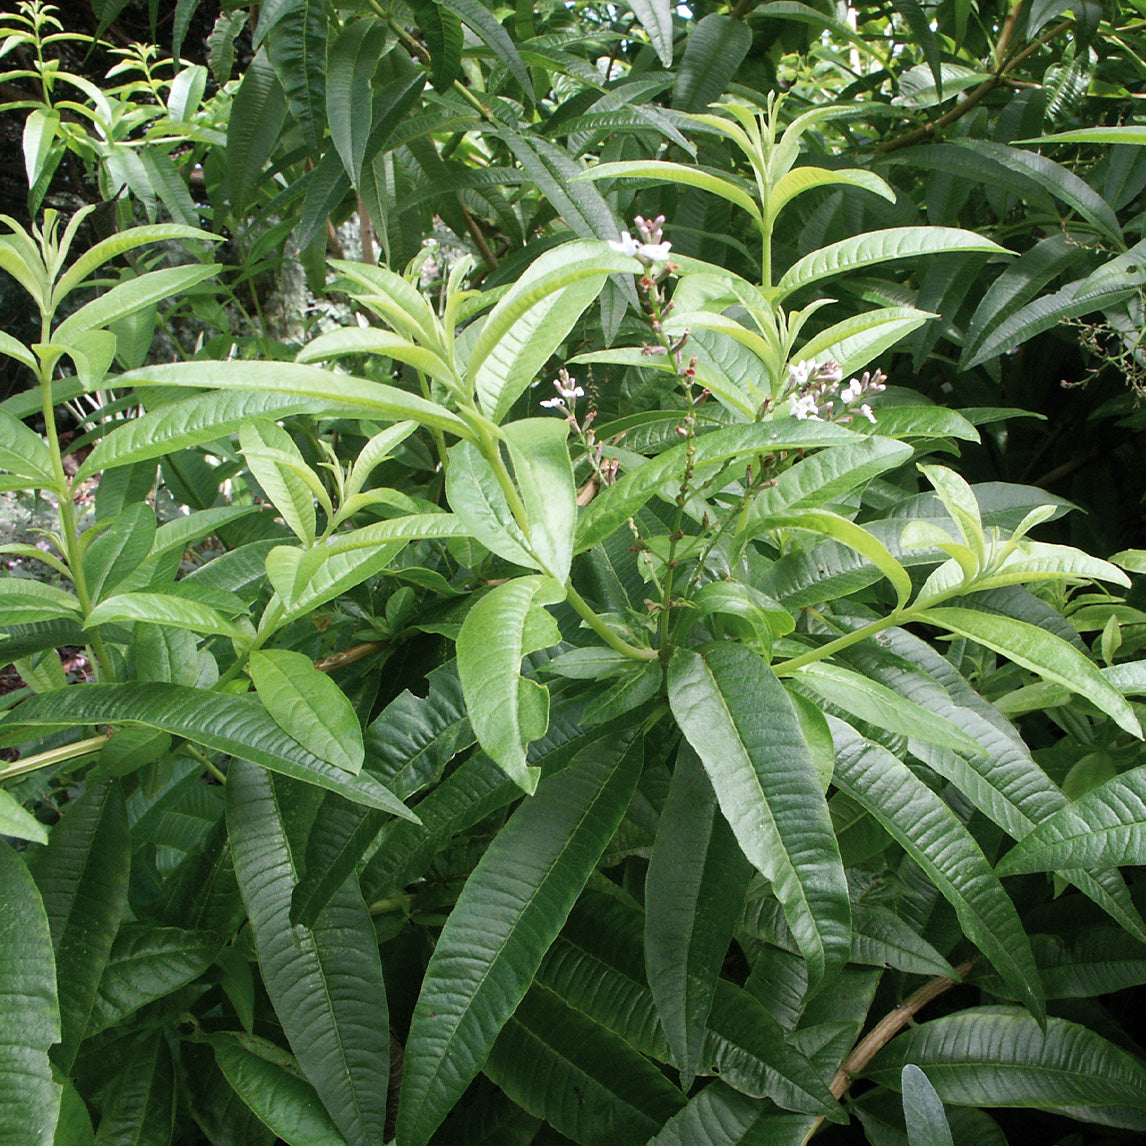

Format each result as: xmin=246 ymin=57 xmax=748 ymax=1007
xmin=396 ymin=733 xmax=643 ymax=1146
xmin=646 ymin=741 xmax=752 ymax=1086
xmin=27 ymin=781 xmax=129 ymax=1073
xmin=486 ymin=983 xmax=686 ymax=1142
xmin=828 ymin=719 xmax=1044 ymax=1021
xmin=647 ymin=1083 xmax=803 ymax=1146
xmin=92 ymin=1032 xmax=175 ymax=1145
xmin=264 ymin=0 xmax=328 ymax=153
xmin=6 ymin=685 xmax=416 ymax=817
xmin=436 ymin=0 xmax=532 ymax=100
xmin=673 ymin=13 xmax=751 ymax=113
xmin=996 ymin=764 xmax=1146 ymax=875
xmin=85 ymin=925 xmax=221 ymax=1036
xmin=410 ymin=0 xmax=463 ymax=93
xmin=327 ymin=18 xmax=390 ymax=183
xmin=226 ymin=49 xmax=287 ymax=218
xmin=228 ymin=764 xmax=389 ymax=1146
xmin=209 ymin=1033 xmax=349 ymax=1145
xmin=668 ymin=644 xmax=850 ymax=994
xmin=0 ymin=843 xmax=60 ymax=1144
xmin=866 ymin=1008 xmax=1146 ymax=1110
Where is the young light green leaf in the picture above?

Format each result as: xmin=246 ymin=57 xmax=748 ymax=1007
xmin=0 ymin=789 xmax=49 ymax=844
xmin=646 ymin=741 xmax=753 ymax=1086
xmin=26 ymin=780 xmax=130 ymax=1073
xmin=916 ymin=607 xmax=1142 ymax=737
xmin=0 ymin=841 xmax=60 ymax=1144
xmin=574 ymin=160 xmax=762 ymax=222
xmin=86 ymin=592 xmax=251 ymax=644
xmin=502 ymin=418 xmax=576 ymax=581
xmin=828 ymin=719 xmax=1044 ymax=1021
xmin=796 ymin=307 xmax=930 ymax=380
xmin=6 ymin=685 xmax=417 ymax=817
xmin=455 ymin=575 xmax=565 ymax=793
xmin=297 ymin=328 xmax=459 ymax=394
xmin=82 ymin=502 xmax=156 ymax=604
xmin=668 ymin=644 xmax=851 ymax=994
xmin=769 ymin=167 xmax=895 ymax=219
xmin=228 ymin=764 xmax=390 ymax=1146
xmin=397 ymin=734 xmax=643 ymax=1146
xmin=240 ymin=420 xmax=317 ymax=546
xmin=446 ymin=440 xmax=536 ymax=568
xmin=249 ymin=649 xmax=364 ymax=775
xmin=0 ymin=409 xmax=54 ymax=486
xmin=0 ymin=580 xmax=82 ymax=625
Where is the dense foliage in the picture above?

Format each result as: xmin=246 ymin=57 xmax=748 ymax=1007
xmin=2 ymin=1 xmax=1146 ymax=1144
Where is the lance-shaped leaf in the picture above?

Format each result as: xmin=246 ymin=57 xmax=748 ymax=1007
xmin=5 ymin=684 xmax=416 ymax=817
xmin=86 ymin=592 xmax=251 ymax=644
xmin=326 ymin=18 xmax=390 ymax=183
xmin=446 ymin=440 xmax=536 ymax=568
xmin=249 ymin=649 xmax=364 ymax=775
xmin=866 ymin=1007 xmax=1146 ymax=1110
xmin=996 ymin=764 xmax=1146 ymax=875
xmin=648 ymin=1082 xmax=807 ymax=1146
xmin=901 ymin=1064 xmax=954 ymax=1146
xmin=574 ymin=160 xmax=762 ymax=221
xmin=646 ymin=741 xmax=752 ymax=1086
xmin=776 ymin=228 xmax=1005 ymax=300
xmin=456 ymin=575 xmax=565 ymax=793
xmin=396 ymin=734 xmax=643 ymax=1146
xmin=672 ymin=12 xmax=751 ymax=112
xmin=264 ymin=0 xmax=327 ymax=153
xmin=0 ymin=842 xmax=60 ymax=1144
xmin=0 ymin=579 xmax=82 ymax=625
xmin=228 ymin=764 xmax=389 ymax=1146
xmin=916 ymin=607 xmax=1141 ymax=737
xmin=828 ymin=718 xmax=1044 ymax=1021
xmin=0 ymin=789 xmax=48 ymax=844
xmin=93 ymin=1032 xmax=176 ymax=1145
xmin=630 ymin=0 xmax=674 ymax=65
xmin=769 ymin=167 xmax=895 ymax=218
xmin=486 ymin=982 xmax=685 ymax=1142
xmin=0 ymin=408 xmax=55 ymax=487
xmin=210 ymin=1033 xmax=350 ymax=1146
xmin=436 ymin=0 xmax=532 ymax=99
xmin=27 ymin=780 xmax=129 ymax=1073
xmin=113 ymin=361 xmax=472 ymax=439
xmin=82 ymin=503 xmax=156 ymax=604
xmin=668 ymin=644 xmax=851 ymax=994
xmin=240 ymin=419 xmax=318 ymax=545
xmin=502 ymin=418 xmax=576 ymax=582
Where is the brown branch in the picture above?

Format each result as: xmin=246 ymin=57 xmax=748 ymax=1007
xmin=461 ymin=204 xmax=498 ymax=272
xmin=801 ymin=957 xmax=977 ymax=1142
xmin=312 ymin=641 xmax=388 ymax=674
xmin=875 ymin=19 xmax=1074 ymax=155
xmin=358 ymin=195 xmax=376 ymax=266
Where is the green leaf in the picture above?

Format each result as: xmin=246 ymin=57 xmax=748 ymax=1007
xmin=776 ymin=228 xmax=1005 ymax=299
xmin=574 ymin=160 xmax=762 ymax=223
xmin=828 ymin=719 xmax=1044 ymax=1021
xmin=436 ymin=0 xmax=532 ymax=101
xmin=576 ymin=420 xmax=856 ymax=552
xmin=769 ymin=167 xmax=895 ymax=219
xmin=410 ymin=0 xmax=462 ymax=92
xmin=297 ymin=328 xmax=459 ymax=393
xmin=996 ymin=764 xmax=1146 ymax=875
xmin=796 ymin=307 xmax=931 ymax=380
xmin=27 ymin=781 xmax=129 ymax=1073
xmin=264 ymin=0 xmax=327 ymax=153
xmin=916 ymin=607 xmax=1141 ymax=738
xmin=86 ymin=924 xmax=220 ymax=1037
xmin=228 ymin=764 xmax=389 ymax=1146
xmin=82 ymin=503 xmax=156 ymax=604
xmin=668 ymin=644 xmax=851 ymax=994
xmin=901 ymin=1065 xmax=954 ymax=1146
xmin=0 ymin=842 xmax=60 ymax=1144
xmin=791 ymin=662 xmax=984 ymax=753
xmin=850 ymin=901 xmax=959 ymax=979
xmin=249 ymin=650 xmax=364 ymax=775
xmin=6 ymin=685 xmax=417 ymax=817
xmin=502 ymin=418 xmax=576 ymax=581
xmin=648 ymin=1082 xmax=801 ymax=1146
xmin=53 ymin=264 xmax=219 ymax=344
xmin=1018 ymin=126 xmax=1146 ymax=146
xmin=0 ymin=789 xmax=49 ymax=844
xmin=630 ymin=0 xmax=673 ymax=65
xmin=485 ymin=982 xmax=686 ymax=1141
xmin=92 ymin=1032 xmax=175 ymax=1146
xmin=113 ymin=361 xmax=472 ymax=439
xmin=209 ymin=1034 xmax=350 ymax=1146
xmin=0 ymin=579 xmax=82 ymax=625
xmin=86 ymin=592 xmax=251 ymax=644
xmin=468 ymin=240 xmax=637 ymax=423
xmin=673 ymin=13 xmax=751 ymax=112
xmin=326 ymin=19 xmax=389 ymax=184
xmin=456 ymin=576 xmax=565 ymax=793
xmin=397 ymin=733 xmax=643 ymax=1146
xmin=240 ymin=419 xmax=317 ymax=546
xmin=866 ymin=1007 xmax=1146 ymax=1110
xmin=0 ymin=409 xmax=55 ymax=486
xmin=646 ymin=741 xmax=752 ymax=1086
xmin=225 ymin=48 xmax=287 ymax=217
xmin=446 ymin=440 xmax=541 ymax=569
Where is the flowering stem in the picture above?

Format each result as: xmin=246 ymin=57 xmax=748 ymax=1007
xmin=565 ymin=583 xmax=656 ymax=661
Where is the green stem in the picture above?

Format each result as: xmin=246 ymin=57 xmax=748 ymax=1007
xmin=565 ymin=583 xmax=656 ymax=662
xmin=0 ymin=734 xmax=107 ymax=782
xmin=214 ymin=598 xmax=286 ymax=689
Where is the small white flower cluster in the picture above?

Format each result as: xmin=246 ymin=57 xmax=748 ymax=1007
xmin=609 ymin=214 xmax=672 ymax=265
xmin=785 ymin=361 xmax=886 ymax=425
xmin=539 ymin=369 xmax=585 ymax=421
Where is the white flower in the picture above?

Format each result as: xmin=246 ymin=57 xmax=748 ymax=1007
xmin=858 ymin=403 xmax=877 ymax=424
xmin=789 ymin=393 xmax=821 ymax=420
xmin=788 ymin=360 xmax=811 ymax=388
xmin=841 ymin=380 xmax=862 ymax=404
xmin=609 ymin=231 xmax=642 ymax=258
xmin=555 ymin=380 xmax=585 ymax=400
xmin=639 ymin=240 xmax=672 ymax=262
xmin=539 ymin=397 xmax=565 ymax=409
xmin=817 ymin=361 xmax=844 ymax=384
